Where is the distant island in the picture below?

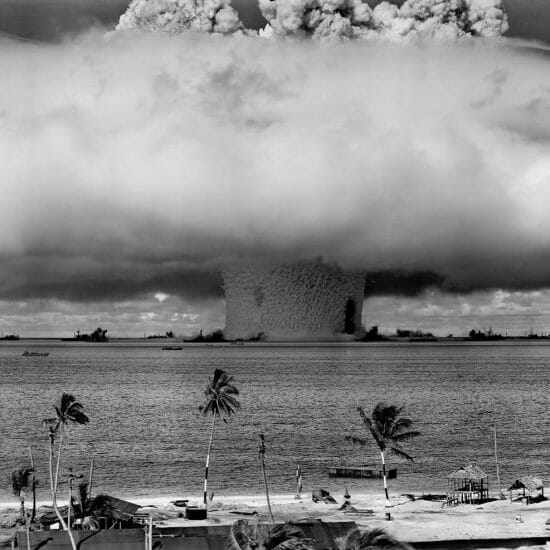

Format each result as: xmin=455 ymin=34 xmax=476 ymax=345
xmin=145 ymin=331 xmax=175 ymax=339
xmin=359 ymin=325 xmax=550 ymax=343
xmin=62 ymin=327 xmax=108 ymax=342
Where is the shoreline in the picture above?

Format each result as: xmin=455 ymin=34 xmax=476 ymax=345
xmin=2 ymin=491 xmax=549 ymax=545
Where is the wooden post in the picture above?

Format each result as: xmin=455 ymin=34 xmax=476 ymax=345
xmin=144 ymin=518 xmax=149 ymax=550
xmin=27 ymin=444 xmax=37 ymax=522
xmin=258 ymin=432 xmax=274 ymax=523
xmin=88 ymin=458 xmax=95 ymax=500
xmin=493 ymin=421 xmax=501 ymax=498
xmin=148 ymin=516 xmax=153 ymax=550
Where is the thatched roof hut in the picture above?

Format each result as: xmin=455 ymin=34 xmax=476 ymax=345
xmin=446 ymin=464 xmax=489 ymax=504
xmin=507 ymin=476 xmax=544 ymax=499
xmin=447 ymin=464 xmax=488 ymax=481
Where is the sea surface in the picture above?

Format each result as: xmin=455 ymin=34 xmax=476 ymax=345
xmin=0 ymin=341 xmax=548 ymax=503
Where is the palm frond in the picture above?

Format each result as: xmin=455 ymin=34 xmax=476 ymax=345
xmin=10 ymin=467 xmax=34 ymax=495
xmin=338 ymin=527 xmax=413 ymax=550
xmin=389 ymin=446 xmax=415 ymax=462
xmin=373 ymin=403 xmax=403 ymax=439
xmin=226 ymin=520 xmax=248 ymax=550
xmin=60 ymin=393 xmax=76 ymax=413
xmin=336 ymin=527 xmax=361 ymax=550
xmin=67 ymin=407 xmax=90 ymax=425
xmin=390 ymin=418 xmax=413 ymax=436
xmin=204 ymin=368 xmax=241 ymax=419
xmin=391 ymin=431 xmax=421 ymax=443
xmin=226 ymin=521 xmax=313 ymax=550
xmin=358 ymin=407 xmax=384 ymax=451
xmin=266 ymin=523 xmax=311 ymax=550
xmin=52 ymin=393 xmax=89 ymax=425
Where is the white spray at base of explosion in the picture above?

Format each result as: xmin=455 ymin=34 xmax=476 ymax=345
xmin=0 ymin=34 xmax=550 ymax=300
xmin=223 ymin=261 xmax=366 ymax=340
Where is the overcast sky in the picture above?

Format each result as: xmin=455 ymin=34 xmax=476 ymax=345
xmin=1 ymin=3 xmax=549 ymax=338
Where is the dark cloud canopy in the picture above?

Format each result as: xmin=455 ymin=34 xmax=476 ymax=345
xmin=0 ymin=33 xmax=549 ymax=306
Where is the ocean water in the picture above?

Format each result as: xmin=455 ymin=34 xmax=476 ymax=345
xmin=0 ymin=341 xmax=548 ymax=503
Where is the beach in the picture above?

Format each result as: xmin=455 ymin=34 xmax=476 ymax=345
xmin=2 ymin=491 xmax=549 ymax=547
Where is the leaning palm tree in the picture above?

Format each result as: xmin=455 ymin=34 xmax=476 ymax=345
xmin=227 ymin=520 xmax=314 ymax=550
xmin=346 ymin=403 xmax=420 ymax=507
xmin=43 ymin=393 xmax=89 ymax=549
xmin=201 ymin=368 xmax=240 ymax=506
xmin=337 ymin=527 xmax=413 ymax=550
xmin=10 ymin=467 xmax=34 ymax=550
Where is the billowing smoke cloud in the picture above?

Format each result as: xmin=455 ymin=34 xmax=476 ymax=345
xmin=259 ymin=0 xmax=508 ymax=40
xmin=1 ymin=32 xmax=549 ymax=305
xmin=117 ymin=0 xmax=244 ymax=34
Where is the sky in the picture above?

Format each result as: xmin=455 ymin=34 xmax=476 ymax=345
xmin=0 ymin=2 xmax=550 ymax=338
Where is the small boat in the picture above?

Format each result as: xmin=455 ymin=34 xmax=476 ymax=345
xmin=328 ymin=465 xmax=397 ymax=479
xmin=162 ymin=346 xmax=183 ymax=350
xmin=22 ymin=351 xmax=50 ymax=357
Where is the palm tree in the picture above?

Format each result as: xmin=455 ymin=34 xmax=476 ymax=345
xmin=227 ymin=520 xmax=314 ymax=550
xmin=10 ymin=467 xmax=34 ymax=550
xmin=10 ymin=467 xmax=34 ymax=524
xmin=346 ymin=403 xmax=420 ymax=507
xmin=337 ymin=527 xmax=413 ymax=550
xmin=201 ymin=368 xmax=240 ymax=507
xmin=43 ymin=392 xmax=89 ymax=548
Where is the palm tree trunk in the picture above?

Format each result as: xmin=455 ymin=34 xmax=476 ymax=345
xmin=493 ymin=422 xmax=501 ymax=498
xmin=380 ymin=450 xmax=390 ymax=507
xmin=28 ymin=444 xmax=36 ymax=522
xmin=66 ymin=479 xmax=77 ymax=550
xmin=50 ymin=427 xmax=68 ymax=532
xmin=54 ymin=425 xmax=64 ymax=496
xmin=260 ymin=454 xmax=274 ymax=523
xmin=203 ymin=413 xmax=216 ymax=507
xmin=20 ymin=493 xmax=31 ymax=550
xmin=19 ymin=495 xmax=26 ymax=524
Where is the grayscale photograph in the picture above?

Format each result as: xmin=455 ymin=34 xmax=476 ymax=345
xmin=0 ymin=0 xmax=549 ymax=548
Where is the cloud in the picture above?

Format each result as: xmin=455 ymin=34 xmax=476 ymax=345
xmin=117 ymin=0 xmax=244 ymax=34
xmin=0 ymin=295 xmax=225 ymax=337
xmin=364 ymin=289 xmax=550 ymax=335
xmin=1 ymin=32 xmax=550 ymax=306
xmin=259 ymin=0 xmax=508 ymax=40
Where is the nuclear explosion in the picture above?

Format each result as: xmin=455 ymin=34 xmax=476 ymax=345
xmin=223 ymin=262 xmax=366 ymax=341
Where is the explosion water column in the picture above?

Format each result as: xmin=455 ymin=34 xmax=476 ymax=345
xmin=222 ymin=261 xmax=366 ymax=341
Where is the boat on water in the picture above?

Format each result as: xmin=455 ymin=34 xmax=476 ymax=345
xmin=162 ymin=346 xmax=183 ymax=350
xmin=328 ymin=465 xmax=397 ymax=479
xmin=22 ymin=351 xmax=49 ymax=357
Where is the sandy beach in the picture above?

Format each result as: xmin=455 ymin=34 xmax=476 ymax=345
xmin=2 ymin=491 xmax=549 ymax=546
